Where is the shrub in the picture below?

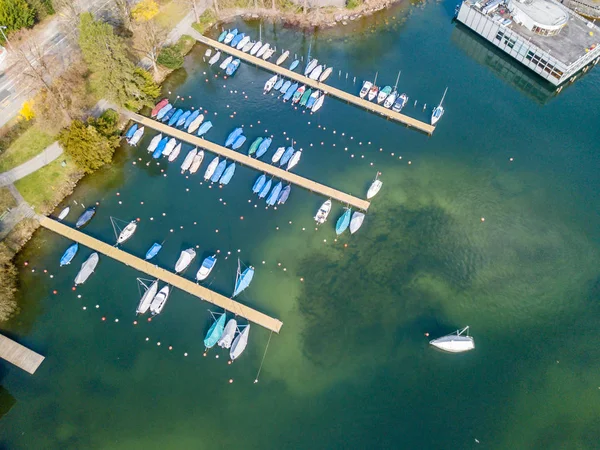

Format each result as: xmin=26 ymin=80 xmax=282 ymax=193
xmin=0 ymin=0 xmax=36 ymax=39
xmin=131 ymin=0 xmax=159 ymax=22
xmin=346 ymin=0 xmax=362 ymax=8
xmin=19 ymin=101 xmax=35 ymax=121
xmin=157 ymin=45 xmax=183 ymax=69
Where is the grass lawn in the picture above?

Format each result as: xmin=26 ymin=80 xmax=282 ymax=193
xmin=155 ymin=0 xmax=189 ymax=30
xmin=0 ymin=126 xmax=55 ymax=172
xmin=0 ymin=187 xmax=17 ymax=212
xmin=14 ymin=154 xmax=82 ymax=214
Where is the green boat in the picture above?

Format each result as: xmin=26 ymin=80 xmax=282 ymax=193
xmin=300 ymin=88 xmax=312 ymax=107
xmin=248 ymin=137 xmax=263 ymax=156
xmin=204 ymin=313 xmax=226 ymax=349
xmin=291 ymin=85 xmax=306 ymax=104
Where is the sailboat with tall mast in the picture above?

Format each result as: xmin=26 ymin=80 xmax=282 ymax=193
xmin=384 ymin=71 xmax=401 ymax=109
xmin=233 ymin=259 xmax=254 ymax=297
xmin=367 ymin=72 xmax=379 ymax=102
xmin=431 ymin=87 xmax=448 ymax=126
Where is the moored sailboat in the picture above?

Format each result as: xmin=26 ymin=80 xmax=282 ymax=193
xmin=76 ymin=207 xmax=96 ymax=228
xmin=116 ymin=219 xmax=138 ymax=245
xmin=218 ymin=319 xmax=238 ymax=349
xmin=204 ymin=313 xmax=227 ymax=348
xmin=367 ymin=173 xmax=383 ymax=199
xmin=181 ymin=148 xmax=197 ymax=173
xmin=136 ymin=279 xmax=158 ymax=315
xmin=204 ymin=157 xmax=220 ymax=180
xmin=74 ymin=252 xmax=99 ymax=285
xmin=196 ymin=255 xmax=217 ymax=281
xmin=335 ymin=208 xmax=352 ymax=235
xmin=233 ymin=259 xmax=254 ymax=297
xmin=431 ymin=87 xmax=448 ymax=126
xmin=276 ymin=50 xmax=289 ymax=66
xmin=349 ymin=212 xmax=365 ymax=234
xmin=230 ymin=325 xmax=250 ymax=361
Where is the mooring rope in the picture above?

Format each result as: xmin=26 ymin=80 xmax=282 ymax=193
xmin=254 ymin=330 xmax=274 ymax=384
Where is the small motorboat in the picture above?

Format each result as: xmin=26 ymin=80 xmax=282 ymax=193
xmin=430 ymin=326 xmax=475 ymax=353
xmin=271 ymin=147 xmax=285 ymax=164
xmin=304 ymin=59 xmax=318 ymax=76
xmin=383 ymin=90 xmax=397 ymax=109
xmin=255 ymin=137 xmax=272 ymax=159
xmin=309 ymin=65 xmax=323 ymax=80
xmin=235 ymin=34 xmax=250 ymax=50
xmin=162 ymin=137 xmax=177 ymax=156
xmin=153 ymin=137 xmax=169 ymax=158
xmin=189 ymin=150 xmax=205 ymax=174
xmin=117 ymin=220 xmax=137 ymax=245
xmin=187 ymin=114 xmax=204 ymax=134
xmin=266 ymin=181 xmax=282 ymax=206
xmin=367 ymin=174 xmax=382 ymax=199
xmin=208 ymin=50 xmax=221 ymax=65
xmin=279 ymin=80 xmax=292 ymax=95
xmin=300 ymin=88 xmax=312 ymax=107
xmin=248 ymin=137 xmax=263 ymax=156
xmin=256 ymin=43 xmax=270 ymax=58
xmin=283 ymin=83 xmax=298 ymax=102
xmin=252 ymin=174 xmax=266 ymax=194
xmin=264 ymin=75 xmax=278 ymax=93
xmin=219 ymin=55 xmax=233 ymax=70
xmin=155 ymin=103 xmax=172 ymax=121
xmin=181 ymin=148 xmax=197 ymax=173
xmin=225 ymin=59 xmax=241 ymax=76
xmin=279 ymin=147 xmax=294 ymax=166
xmin=377 ymin=86 xmax=392 ymax=104
xmin=128 ymin=127 xmax=144 ymax=146
xmin=231 ymin=134 xmax=246 ymax=150
xmin=145 ymin=243 xmax=162 ymax=260
xmin=161 ymin=107 xmax=176 ymax=123
xmin=225 ymin=127 xmax=243 ymax=147
xmin=175 ymin=248 xmax=196 ymax=273
xmin=289 ymin=60 xmax=299 ymax=71
xmin=147 ymin=133 xmax=163 ymax=153
xmin=125 ymin=123 xmax=137 ymax=140
xmin=210 ymin=159 xmax=227 ymax=183
xmin=392 ymin=93 xmax=408 ymax=112
xmin=76 ymin=207 xmax=96 ymax=228
xmin=319 ymin=67 xmax=333 ymax=82
xmin=217 ymin=30 xmax=227 ymax=42
xmin=277 ymin=185 xmax=291 ymax=204
xmin=168 ymin=108 xmax=183 ymax=127
xmin=218 ymin=319 xmax=237 ymax=349
xmin=230 ymin=325 xmax=250 ymax=361
xmin=223 ymin=28 xmax=238 ymax=45
xmin=60 ymin=242 xmax=78 ymax=266
xmin=74 ymin=252 xmax=99 ymax=285
xmin=335 ymin=208 xmax=352 ymax=235
xmin=184 ymin=110 xmax=200 ymax=129
xmin=197 ymin=121 xmax=213 ymax=137
xmin=274 ymin=78 xmax=284 ymax=91
xmin=196 ymin=255 xmax=217 ymax=281
xmin=219 ymin=162 xmax=236 ymax=185
xmin=276 ymin=50 xmax=289 ymax=66
xmin=292 ymin=85 xmax=306 ymax=104
xmin=262 ymin=48 xmax=275 ymax=60
xmin=136 ymin=279 xmax=158 ymax=315
xmin=311 ymin=95 xmax=325 ymax=113
xmin=306 ymin=90 xmax=320 ymax=109
xmin=176 ymin=110 xmax=191 ymax=127
xmin=150 ymin=285 xmax=170 ymax=315
xmin=151 ymin=99 xmax=168 ymax=118
xmin=168 ymin=143 xmax=181 ymax=162
xmin=204 ymin=313 xmax=227 ymax=349
xmin=250 ymin=41 xmax=262 ymax=56
xmin=242 ymin=40 xmax=254 ymax=53
xmin=258 ymin=178 xmax=272 ymax=199
xmin=233 ymin=263 xmax=254 ymax=297
xmin=230 ymin=32 xmax=245 ymax=48
xmin=314 ymin=200 xmax=332 ymax=224
xmin=349 ymin=212 xmax=365 ymax=234
xmin=57 ymin=206 xmax=70 ymax=221
xmin=204 ymin=157 xmax=220 ymax=180
xmin=286 ymin=150 xmax=301 ymax=171
xmin=359 ymin=81 xmax=372 ymax=99
xmin=367 ymin=84 xmax=379 ymax=102
xmin=431 ymin=87 xmax=448 ymax=126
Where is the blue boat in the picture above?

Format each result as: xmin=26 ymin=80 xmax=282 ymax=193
xmin=184 ymin=110 xmax=200 ymax=129
xmin=218 ymin=30 xmax=227 ymax=42
xmin=211 ymin=160 xmax=227 ymax=182
xmin=230 ymin=32 xmax=245 ymax=47
xmin=197 ymin=121 xmax=213 ymax=136
xmin=274 ymin=78 xmax=284 ymax=91
xmin=258 ymin=178 xmax=272 ymax=199
xmin=225 ymin=127 xmax=243 ymax=147
xmin=306 ymin=92 xmax=319 ymax=109
xmin=219 ymin=163 xmax=236 ymax=185
xmin=231 ymin=134 xmax=246 ymax=150
xmin=279 ymin=147 xmax=294 ymax=166
xmin=196 ymin=255 xmax=217 ymax=281
xmin=252 ymin=174 xmax=266 ymax=193
xmin=279 ymin=80 xmax=291 ymax=94
xmin=204 ymin=313 xmax=226 ymax=348
xmin=60 ymin=242 xmax=78 ymax=266
xmin=226 ymin=59 xmax=241 ymax=76
xmin=168 ymin=108 xmax=184 ymax=126
xmin=153 ymin=137 xmax=169 ymax=158
xmin=125 ymin=123 xmax=138 ymax=139
xmin=336 ymin=208 xmax=352 ymax=235
xmin=283 ymin=83 xmax=298 ymax=102
xmin=161 ymin=107 xmax=176 ymax=123
xmin=156 ymin=103 xmax=172 ymax=120
xmin=176 ymin=110 xmax=192 ymax=127
xmin=233 ymin=264 xmax=254 ymax=297
xmin=266 ymin=182 xmax=282 ymax=206
xmin=289 ymin=60 xmax=299 ymax=71
xmin=255 ymin=138 xmax=272 ymax=159
xmin=75 ymin=207 xmax=96 ymax=228
xmin=277 ymin=185 xmax=291 ymax=204
xmin=145 ymin=242 xmax=162 ymax=260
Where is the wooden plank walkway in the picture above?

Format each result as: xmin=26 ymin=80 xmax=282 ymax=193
xmin=189 ymin=31 xmax=436 ymax=135
xmin=38 ymin=216 xmax=283 ymax=333
xmin=0 ymin=333 xmax=45 ymax=374
xmin=126 ymin=112 xmax=371 ymax=211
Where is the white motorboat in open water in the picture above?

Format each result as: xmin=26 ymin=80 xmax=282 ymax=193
xmin=429 ymin=326 xmax=475 ymax=353
xmin=117 ymin=220 xmax=137 ymax=245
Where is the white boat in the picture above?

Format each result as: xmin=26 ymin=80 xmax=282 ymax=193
xmin=187 ymin=114 xmax=204 ymax=134
xmin=218 ymin=319 xmax=238 ymax=349
xmin=242 ymin=41 xmax=254 ymax=53
xmin=429 ymin=326 xmax=475 ymax=353
xmin=174 ymin=248 xmax=196 ymax=273
xmin=264 ymin=75 xmax=278 ymax=93
xmin=128 ymin=126 xmax=144 ymax=146
xmin=220 ymin=55 xmax=233 ymax=70
xmin=367 ymin=72 xmax=379 ymax=102
xmin=205 ymin=48 xmax=212 ymax=58
xmin=168 ymin=143 xmax=181 ymax=162
xmin=359 ymin=81 xmax=372 ymax=99
xmin=57 ymin=206 xmax=70 ymax=221
xmin=431 ymin=87 xmax=447 ymax=126
xmin=117 ymin=220 xmax=137 ymax=244
xmin=367 ymin=175 xmax=382 ymax=199
xmin=377 ymin=87 xmax=391 ymax=104
xmin=189 ymin=150 xmax=204 ymax=174
xmin=319 ymin=67 xmax=333 ymax=82
xmin=162 ymin=138 xmax=177 ymax=156
xmin=208 ymin=51 xmax=221 ymax=66
xmin=276 ymin=50 xmax=289 ymax=66
xmin=311 ymin=95 xmax=324 ymax=113
xmin=136 ymin=279 xmax=158 ymax=315
xmin=304 ymin=59 xmax=318 ymax=76
xmin=262 ymin=48 xmax=275 ymax=60
xmin=223 ymin=31 xmax=236 ymax=44
xmin=236 ymin=35 xmax=250 ymax=50
xmin=204 ymin=156 xmax=219 ymax=180
xmin=256 ymin=43 xmax=270 ymax=58
xmin=272 ymin=147 xmax=285 ymax=163
xmin=383 ymin=91 xmax=397 ymax=109
xmin=74 ymin=252 xmax=99 ymax=285
xmin=150 ymin=285 xmax=170 ymax=315
xmin=230 ymin=325 xmax=250 ymax=360
xmin=286 ymin=150 xmax=301 ymax=171
xmin=309 ymin=65 xmax=323 ymax=80
xmin=181 ymin=148 xmax=197 ymax=173
xmin=250 ymin=41 xmax=262 ymax=56
xmin=314 ymin=199 xmax=332 ymax=224
xmin=195 ymin=255 xmax=217 ymax=281
xmin=349 ymin=212 xmax=365 ymax=234
xmin=147 ymin=133 xmax=162 ymax=152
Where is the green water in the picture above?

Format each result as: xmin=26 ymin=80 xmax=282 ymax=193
xmin=2 ymin=2 xmax=600 ymax=448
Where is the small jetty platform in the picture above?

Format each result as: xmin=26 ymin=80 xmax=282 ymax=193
xmin=38 ymin=216 xmax=283 ymax=333
xmin=0 ymin=333 xmax=45 ymax=374
xmin=126 ymin=112 xmax=371 ymax=211
xmin=189 ymin=31 xmax=435 ymax=135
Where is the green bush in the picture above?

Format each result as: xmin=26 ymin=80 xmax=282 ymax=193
xmin=191 ymin=8 xmax=216 ymax=35
xmin=25 ymin=0 xmax=54 ymax=21
xmin=346 ymin=0 xmax=362 ymax=8
xmin=0 ymin=0 xmax=36 ymax=39
xmin=157 ymin=45 xmax=184 ymax=69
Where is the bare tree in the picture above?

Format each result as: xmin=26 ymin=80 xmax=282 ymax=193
xmin=134 ymin=20 xmax=167 ymax=76
xmin=53 ymin=0 xmax=80 ymax=24
xmin=213 ymin=0 xmax=220 ymax=14
xmin=272 ymin=0 xmax=276 ymax=10
xmin=180 ymin=0 xmax=201 ymax=22
xmin=112 ymin=0 xmax=134 ymax=32
xmin=303 ymin=0 xmax=307 ymax=14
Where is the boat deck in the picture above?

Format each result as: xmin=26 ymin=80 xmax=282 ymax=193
xmin=126 ymin=112 xmax=371 ymax=211
xmin=188 ymin=31 xmax=436 ymax=135
xmin=0 ymin=333 xmax=45 ymax=374
xmin=38 ymin=216 xmax=283 ymax=333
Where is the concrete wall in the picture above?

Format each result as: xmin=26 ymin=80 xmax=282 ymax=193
xmin=561 ymin=0 xmax=600 ymax=19
xmin=290 ymin=0 xmax=347 ymax=9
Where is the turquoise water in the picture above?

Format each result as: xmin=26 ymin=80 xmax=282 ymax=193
xmin=2 ymin=2 xmax=600 ymax=448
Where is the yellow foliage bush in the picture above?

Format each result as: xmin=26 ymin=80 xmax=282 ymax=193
xmin=19 ymin=101 xmax=35 ymax=121
xmin=132 ymin=0 xmax=160 ymax=21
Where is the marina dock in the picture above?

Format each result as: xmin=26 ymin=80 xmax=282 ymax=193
xmin=0 ymin=333 xmax=45 ymax=374
xmin=126 ymin=112 xmax=371 ymax=211
xmin=188 ymin=31 xmax=436 ymax=135
xmin=38 ymin=216 xmax=283 ymax=333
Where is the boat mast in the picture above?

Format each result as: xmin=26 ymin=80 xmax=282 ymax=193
xmin=373 ymin=71 xmax=378 ymax=85
xmin=394 ymin=70 xmax=401 ymax=90
xmin=439 ymin=87 xmax=448 ymax=107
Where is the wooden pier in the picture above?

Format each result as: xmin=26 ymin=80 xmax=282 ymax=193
xmin=189 ymin=31 xmax=436 ymax=135
xmin=126 ymin=112 xmax=371 ymax=211
xmin=38 ymin=216 xmax=283 ymax=333
xmin=0 ymin=333 xmax=45 ymax=374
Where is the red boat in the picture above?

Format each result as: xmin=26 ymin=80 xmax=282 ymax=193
xmin=151 ymin=98 xmax=168 ymax=118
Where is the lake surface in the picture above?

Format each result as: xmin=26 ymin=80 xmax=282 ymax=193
xmin=2 ymin=1 xmax=600 ymax=448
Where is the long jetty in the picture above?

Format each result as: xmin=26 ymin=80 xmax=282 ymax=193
xmin=188 ymin=31 xmax=436 ymax=135
xmin=38 ymin=216 xmax=283 ymax=333
xmin=126 ymin=112 xmax=371 ymax=211
xmin=0 ymin=333 xmax=45 ymax=374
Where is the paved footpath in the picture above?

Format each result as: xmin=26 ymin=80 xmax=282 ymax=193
xmin=0 ymin=142 xmax=63 ymax=188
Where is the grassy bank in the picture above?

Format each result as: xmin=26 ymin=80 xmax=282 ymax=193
xmin=0 ymin=125 xmax=55 ymax=172
xmin=0 ymin=188 xmax=17 ymax=212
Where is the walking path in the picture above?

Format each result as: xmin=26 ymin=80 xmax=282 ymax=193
xmin=0 ymin=142 xmax=63 ymax=188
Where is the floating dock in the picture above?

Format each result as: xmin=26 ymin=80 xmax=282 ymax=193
xmin=38 ymin=216 xmax=283 ymax=333
xmin=125 ymin=112 xmax=371 ymax=211
xmin=0 ymin=333 xmax=45 ymax=374
xmin=188 ymin=31 xmax=436 ymax=135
